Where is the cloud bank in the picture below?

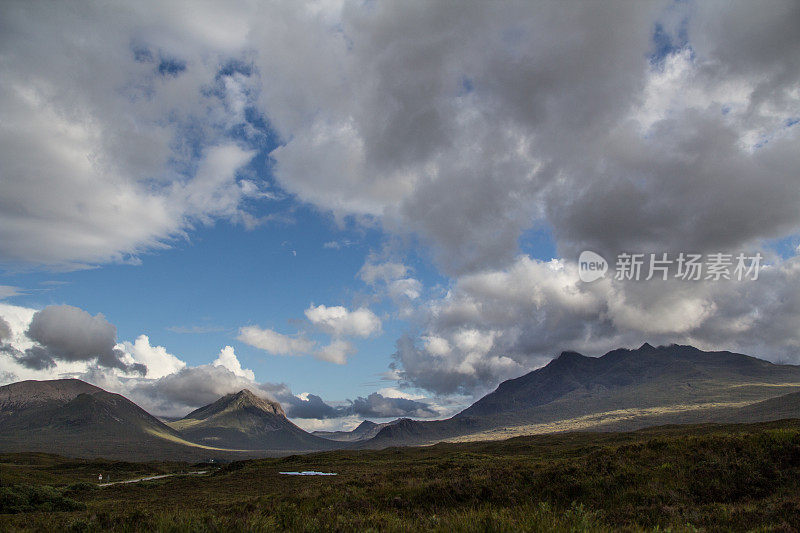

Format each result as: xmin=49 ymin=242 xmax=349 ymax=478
xmin=2 ymin=1 xmax=800 ymax=404
xmin=0 ymin=304 xmax=439 ymax=422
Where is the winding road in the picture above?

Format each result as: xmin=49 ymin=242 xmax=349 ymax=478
xmin=98 ymin=470 xmax=208 ymax=487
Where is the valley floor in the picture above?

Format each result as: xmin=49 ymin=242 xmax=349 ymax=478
xmin=3 ymin=419 xmax=800 ymax=531
xmin=443 ymin=400 xmax=757 ymax=443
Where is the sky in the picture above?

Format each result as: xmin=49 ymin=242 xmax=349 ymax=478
xmin=1 ymin=0 xmax=799 ymax=431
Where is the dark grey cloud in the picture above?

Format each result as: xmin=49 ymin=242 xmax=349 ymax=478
xmin=129 ymin=364 xmax=291 ymax=417
xmin=262 ymin=1 xmax=663 ymax=275
xmin=0 ymin=343 xmax=56 ymax=371
xmin=345 ymin=392 xmax=437 ymax=419
xmin=0 ymin=317 xmax=10 ymax=341
xmin=1 ymin=0 xmax=797 ymax=277
xmin=4 ymin=1 xmax=800 ymax=405
xmin=14 ymin=346 xmax=56 ymax=371
xmin=287 ymin=391 xmax=438 ymax=420
xmin=284 ymin=393 xmax=340 ymax=419
xmin=262 ymin=0 xmax=800 ymax=396
xmin=23 ymin=305 xmax=145 ymax=374
xmin=250 ymin=1 xmax=800 ymax=277
xmin=257 ymin=0 xmax=800 ymax=276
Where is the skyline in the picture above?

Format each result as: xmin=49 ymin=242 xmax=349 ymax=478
xmin=2 ymin=0 xmax=800 ymax=431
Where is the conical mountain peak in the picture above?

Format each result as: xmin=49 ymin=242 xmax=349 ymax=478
xmin=232 ymin=389 xmax=258 ymax=401
xmin=224 ymin=389 xmax=285 ymax=416
xmin=169 ymin=388 xmax=334 ymax=451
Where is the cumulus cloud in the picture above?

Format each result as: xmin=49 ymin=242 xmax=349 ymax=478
xmin=287 ymin=393 xmax=340 ymax=419
xmin=254 ymin=1 xmax=665 ymax=274
xmin=118 ymin=361 xmax=438 ymax=421
xmin=237 ymin=321 xmax=368 ymax=365
xmin=246 ymin=0 xmax=798 ymax=398
xmin=388 ymin=278 xmax=422 ymax=301
xmin=0 ymin=1 xmax=268 ymax=269
xmin=22 ymin=305 xmax=145 ymax=374
xmin=240 ymin=304 xmax=382 ymax=366
xmin=304 ymin=304 xmax=381 ymax=338
xmin=288 ymin=391 xmax=438 ymax=420
xmin=0 ymin=302 xmax=434 ymax=425
xmin=7 ymin=346 xmax=55 ymax=371
xmin=346 ymin=392 xmax=437 ymax=419
xmin=358 ymin=259 xmax=421 ymax=318
xmin=213 ymin=345 xmax=255 ymax=380
xmin=237 ymin=326 xmax=315 ymax=356
xmin=118 ymin=335 xmax=186 ymax=379
xmin=4 ymin=1 xmax=800 ymax=408
xmin=315 ymin=339 xmax=353 ymax=365
xmin=129 ymin=364 xmax=276 ymax=417
xmin=359 ymin=262 xmax=408 ymax=285
xmin=392 ymin=254 xmax=800 ymax=395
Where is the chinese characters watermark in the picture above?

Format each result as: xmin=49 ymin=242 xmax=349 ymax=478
xmin=578 ymin=251 xmax=763 ymax=283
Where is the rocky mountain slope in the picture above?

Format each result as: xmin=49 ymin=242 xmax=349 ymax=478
xmin=361 ymin=344 xmax=800 ymax=447
xmin=167 ymin=389 xmax=338 ymax=451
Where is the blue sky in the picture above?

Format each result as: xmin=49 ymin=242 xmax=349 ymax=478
xmin=1 ymin=1 xmax=800 ymax=429
xmin=0 ymin=198 xmax=437 ymax=401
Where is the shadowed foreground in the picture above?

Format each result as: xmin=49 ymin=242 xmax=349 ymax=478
xmin=3 ymin=419 xmax=800 ymax=531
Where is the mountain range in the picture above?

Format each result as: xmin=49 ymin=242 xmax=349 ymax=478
xmin=3 ymin=344 xmax=800 ymax=461
xmin=312 ymin=420 xmax=396 ymax=442
xmin=361 ymin=343 xmax=800 ymax=446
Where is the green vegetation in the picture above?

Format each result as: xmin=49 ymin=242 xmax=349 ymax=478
xmin=3 ymin=420 xmax=800 ymax=531
xmin=0 ymin=484 xmax=84 ymax=514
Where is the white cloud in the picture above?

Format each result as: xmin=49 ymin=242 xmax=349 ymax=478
xmin=4 ymin=1 xmax=800 ymax=408
xmin=0 ymin=302 xmax=413 ymax=425
xmin=236 ymin=325 xmax=315 ymax=356
xmin=238 ymin=306 xmax=379 ymax=365
xmin=376 ymin=387 xmax=425 ymax=401
xmin=315 ymin=339 xmax=353 ymax=365
xmin=0 ymin=304 xmax=36 ymax=343
xmin=292 ymin=415 xmax=363 ymax=433
xmin=393 ymin=253 xmax=800 ymax=396
xmin=0 ymin=286 xmax=23 ymax=300
xmin=323 ymin=240 xmax=353 ymax=250
xmin=388 ymin=278 xmax=422 ymax=301
xmin=212 ymin=345 xmax=255 ymax=380
xmin=304 ymin=304 xmax=381 ymax=338
xmin=0 ymin=2 xmax=267 ymax=269
xmin=359 ymin=261 xmax=408 ymax=284
xmin=118 ymin=335 xmax=186 ymax=379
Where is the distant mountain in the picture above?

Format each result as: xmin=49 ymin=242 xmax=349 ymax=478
xmin=6 ymin=344 xmax=800 ymax=460
xmin=362 ymin=344 xmax=800 ymax=447
xmin=167 ymin=389 xmax=337 ymax=451
xmin=458 ymin=343 xmax=800 ymax=420
xmin=0 ymin=379 xmax=233 ymax=461
xmin=313 ymin=419 xmax=403 ymax=442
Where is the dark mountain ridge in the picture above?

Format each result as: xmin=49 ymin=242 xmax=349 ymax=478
xmin=313 ymin=419 xmax=404 ymax=442
xmin=4 ymin=344 xmax=800 ymax=459
xmin=459 ymin=343 xmax=791 ymax=418
xmin=361 ymin=344 xmax=800 ymax=447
